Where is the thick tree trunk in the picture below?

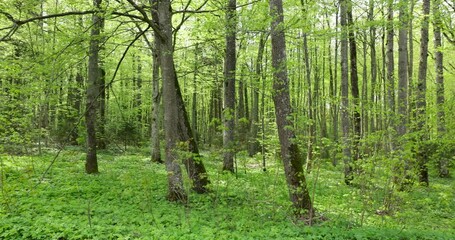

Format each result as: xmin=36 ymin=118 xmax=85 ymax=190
xmin=174 ymin=68 xmax=209 ymax=193
xmin=152 ymin=0 xmax=209 ymax=193
xmin=157 ymin=0 xmax=187 ymax=202
xmin=85 ymin=0 xmax=102 ymax=174
xmin=415 ymin=0 xmax=430 ymax=186
xmin=223 ymin=0 xmax=237 ymax=172
xmin=340 ymin=0 xmax=352 ymax=185
xmin=269 ymin=0 xmax=313 ymax=216
xmin=433 ymin=0 xmax=448 ymax=178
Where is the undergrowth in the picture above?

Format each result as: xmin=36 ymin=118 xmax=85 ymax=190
xmin=0 ymin=148 xmax=454 ymax=239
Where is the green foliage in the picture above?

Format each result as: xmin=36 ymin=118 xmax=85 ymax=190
xmin=1 ymin=149 xmax=454 ymax=239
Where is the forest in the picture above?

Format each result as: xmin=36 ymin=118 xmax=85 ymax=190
xmin=0 ymin=0 xmax=454 ymax=239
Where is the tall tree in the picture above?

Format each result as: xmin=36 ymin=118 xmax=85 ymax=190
xmin=433 ymin=0 xmax=448 ymax=177
xmin=368 ymin=0 xmax=377 ymax=133
xmin=397 ymin=0 xmax=410 ymax=186
xmin=156 ymin=0 xmax=187 ymax=201
xmin=150 ymin=31 xmax=162 ymax=163
xmin=223 ymin=0 xmax=237 ymax=172
xmin=386 ymin=0 xmax=395 ymax=123
xmin=300 ymin=0 xmax=315 ymax=173
xmin=415 ymin=0 xmax=430 ymax=186
xmin=269 ymin=0 xmax=313 ymax=216
xmin=85 ymin=0 xmax=103 ymax=174
xmin=340 ymin=0 xmax=352 ymax=184
xmin=150 ymin=0 xmax=209 ymax=194
xmin=347 ymin=0 xmax=362 ymax=169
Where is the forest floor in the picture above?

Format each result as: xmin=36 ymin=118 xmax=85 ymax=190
xmin=0 ymin=147 xmax=454 ymax=239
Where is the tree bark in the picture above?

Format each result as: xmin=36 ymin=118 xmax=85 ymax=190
xmin=369 ymin=0 xmax=377 ymax=134
xmin=85 ymin=0 xmax=102 ymax=174
xmin=386 ymin=0 xmax=395 ymax=151
xmin=433 ymin=0 xmax=448 ymax=178
xmin=150 ymin=34 xmax=162 ymax=163
xmin=340 ymin=0 xmax=352 ymax=185
xmin=269 ymin=0 xmax=313 ymax=216
xmin=397 ymin=0 xmax=410 ymax=187
xmin=397 ymin=0 xmax=409 ymax=137
xmin=157 ymin=0 xmax=187 ymax=202
xmin=347 ymin=0 xmax=362 ymax=168
xmin=415 ymin=0 xmax=430 ymax=186
xmin=223 ymin=0 xmax=237 ymax=173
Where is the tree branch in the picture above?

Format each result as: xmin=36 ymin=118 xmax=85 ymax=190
xmin=125 ymin=0 xmax=164 ymax=40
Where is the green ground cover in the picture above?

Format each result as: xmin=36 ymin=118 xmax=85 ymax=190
xmin=1 ymin=148 xmax=454 ymax=239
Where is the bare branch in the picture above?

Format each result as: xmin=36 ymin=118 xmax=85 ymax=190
xmin=125 ymin=0 xmax=163 ymax=40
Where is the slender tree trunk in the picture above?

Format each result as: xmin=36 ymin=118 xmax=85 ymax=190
xmin=397 ymin=0 xmax=409 ymax=139
xmin=415 ymin=0 xmax=430 ymax=186
xmin=397 ymin=0 xmax=410 ymax=186
xmin=85 ymin=0 xmax=103 ymax=174
xmin=136 ymin=55 xmax=143 ymax=129
xmin=192 ymin=44 xmax=199 ymax=142
xmin=340 ymin=0 xmax=352 ymax=185
xmin=408 ymin=0 xmax=415 ymax=125
xmin=223 ymin=0 xmax=237 ymax=172
xmin=269 ymin=0 xmax=313 ymax=216
xmin=386 ymin=0 xmax=395 ymax=151
xmin=248 ymin=34 xmax=266 ymax=156
xmin=151 ymin=34 xmax=162 ymax=163
xmin=97 ymin=13 xmax=106 ymax=150
xmin=369 ymin=0 xmax=377 ymax=134
xmin=362 ymin=32 xmax=368 ymax=137
xmin=347 ymin=0 xmax=362 ymax=166
xmin=303 ymin=34 xmax=315 ymax=173
xmin=326 ymin=11 xmax=339 ymax=166
xmin=433 ymin=0 xmax=448 ymax=177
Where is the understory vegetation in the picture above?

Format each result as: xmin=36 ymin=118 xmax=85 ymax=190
xmin=1 ymin=148 xmax=453 ymax=239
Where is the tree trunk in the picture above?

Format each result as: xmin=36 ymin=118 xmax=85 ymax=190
xmin=223 ymin=0 xmax=237 ymax=173
xmin=136 ymin=55 xmax=143 ymax=129
xmin=397 ymin=0 xmax=410 ymax=187
xmin=386 ymin=0 xmax=395 ymax=151
xmin=85 ymin=0 xmax=102 ymax=174
xmin=269 ymin=0 xmax=313 ymax=216
xmin=397 ymin=0 xmax=409 ymax=138
xmin=415 ymin=0 xmax=430 ymax=186
xmin=340 ymin=0 xmax=352 ymax=185
xmin=192 ymin=44 xmax=199 ymax=143
xmin=433 ymin=0 xmax=448 ymax=178
xmin=248 ymin=33 xmax=266 ymax=157
xmin=174 ymin=67 xmax=210 ymax=193
xmin=97 ymin=13 xmax=106 ymax=150
xmin=369 ymin=0 xmax=377 ymax=134
xmin=347 ymin=0 xmax=362 ymax=167
xmin=157 ymin=0 xmax=187 ymax=202
xmin=326 ymin=11 xmax=339 ymax=166
xmin=152 ymin=0 xmax=209 ymax=193
xmin=151 ymin=32 xmax=162 ymax=163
